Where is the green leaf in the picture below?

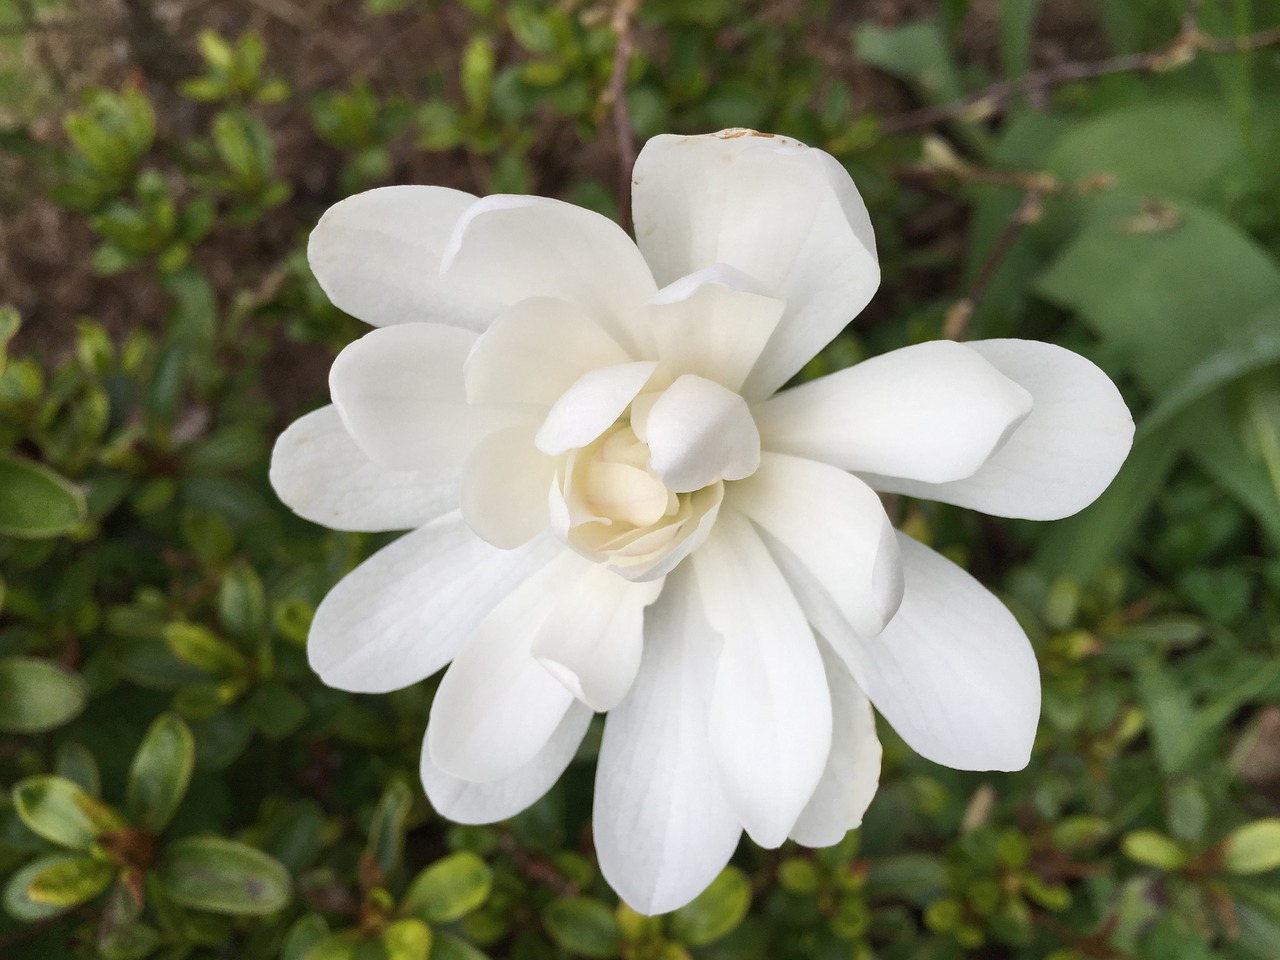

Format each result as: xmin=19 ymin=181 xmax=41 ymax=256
xmin=4 ymin=854 xmax=84 ymax=920
xmin=0 ymin=455 xmax=88 ymax=538
xmin=855 ymin=21 xmax=963 ymax=105
xmin=430 ymin=932 xmax=491 ymax=960
xmin=0 ymin=656 xmax=89 ymax=733
xmin=217 ymin=562 xmax=268 ymax=640
xmin=542 ymin=897 xmax=621 ymax=958
xmin=461 ymin=36 xmax=496 ymax=113
xmin=155 ymin=836 xmax=292 ymax=915
xmin=163 ymin=622 xmax=249 ymax=675
xmin=366 ymin=778 xmax=413 ymax=878
xmin=1036 ymin=202 xmax=1280 ymax=395
xmin=402 ymin=850 xmax=493 ymax=924
xmin=282 ymin=914 xmax=332 ymax=960
xmin=1223 ymin=819 xmax=1280 ymax=875
xmin=12 ymin=775 xmax=126 ymax=850
xmin=668 ymin=866 xmax=752 ymax=947
xmin=998 ymin=0 xmax=1041 ymax=80
xmin=25 ymin=855 xmax=115 ymax=906
xmin=126 ymin=712 xmax=195 ymax=833
xmin=1121 ymin=830 xmax=1187 ymax=871
xmin=383 ymin=918 xmax=433 ymax=960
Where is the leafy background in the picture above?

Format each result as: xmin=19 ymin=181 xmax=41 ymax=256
xmin=2 ymin=0 xmax=1279 ymax=957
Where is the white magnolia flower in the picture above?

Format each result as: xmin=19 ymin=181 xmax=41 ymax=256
xmin=271 ymin=129 xmax=1133 ymax=914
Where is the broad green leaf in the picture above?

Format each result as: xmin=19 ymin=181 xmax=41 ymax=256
xmin=25 ymin=855 xmax=115 ymax=906
xmin=855 ymin=22 xmax=963 ymax=105
xmin=12 ymin=775 xmax=126 ymax=850
xmin=383 ymin=918 xmax=432 ymax=960
xmin=0 ymin=455 xmax=87 ymax=538
xmin=402 ymin=850 xmax=493 ymax=924
xmin=155 ymin=836 xmax=291 ymax=915
xmin=1046 ymin=99 xmax=1243 ymax=212
xmin=1223 ymin=820 xmax=1280 ymax=875
xmin=282 ymin=914 xmax=332 ymax=960
xmin=126 ymin=712 xmax=195 ymax=833
xmin=542 ymin=897 xmax=621 ymax=959
xmin=4 ymin=854 xmax=84 ymax=921
xmin=668 ymin=866 xmax=752 ymax=947
xmin=1036 ymin=203 xmax=1280 ymax=394
xmin=0 ymin=656 xmax=89 ymax=733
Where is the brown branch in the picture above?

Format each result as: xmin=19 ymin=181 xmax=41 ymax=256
xmin=944 ymin=188 xmax=1044 ymax=341
xmin=882 ymin=20 xmax=1280 ymax=135
xmin=602 ymin=0 xmax=641 ymax=233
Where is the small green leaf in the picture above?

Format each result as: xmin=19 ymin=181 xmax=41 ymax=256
xmin=0 ymin=656 xmax=89 ymax=733
xmin=163 ymin=622 xmax=249 ymax=675
xmin=155 ymin=836 xmax=292 ymax=915
xmin=367 ymin=779 xmax=413 ymax=878
xmin=0 ymin=455 xmax=87 ymax=538
xmin=430 ymin=932 xmax=491 ymax=960
xmin=126 ymin=712 xmax=195 ymax=833
xmin=402 ymin=850 xmax=493 ymax=924
xmin=383 ymin=918 xmax=433 ymax=960
xmin=1223 ymin=819 xmax=1280 ymax=875
xmin=1121 ymin=829 xmax=1187 ymax=871
xmin=543 ymin=897 xmax=621 ymax=958
xmin=218 ymin=562 xmax=267 ymax=639
xmin=282 ymin=914 xmax=332 ymax=960
xmin=12 ymin=775 xmax=126 ymax=850
xmin=25 ymin=855 xmax=115 ymax=906
xmin=461 ymin=36 xmax=496 ymax=113
xmin=4 ymin=854 xmax=84 ymax=920
xmin=668 ymin=866 xmax=752 ymax=947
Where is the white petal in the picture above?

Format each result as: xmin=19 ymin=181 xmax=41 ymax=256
xmin=535 ymin=362 xmax=658 ymax=455
xmin=733 ymin=453 xmax=902 ymax=638
xmin=464 ymin=296 xmax=631 ymax=409
xmin=461 ymin=422 xmax=556 ymax=548
xmin=780 ymin=532 xmax=1040 ymax=772
xmin=644 ymin=375 xmax=761 ymax=493
xmin=593 ymin=567 xmax=741 ymax=915
xmin=307 ymin=185 xmax=497 ymax=329
xmin=692 ymin=509 xmax=832 ymax=848
xmin=531 ymin=566 xmax=664 ymax=711
xmin=860 ymin=340 xmax=1135 ymax=520
xmin=648 ymin=268 xmax=785 ymax=393
xmin=422 ymin=702 xmax=592 ymax=825
xmin=270 ymin=405 xmax=456 ymax=532
xmin=330 ymin=323 xmax=526 ymax=472
xmin=427 ymin=551 xmax=587 ymax=782
xmin=790 ymin=643 xmax=882 ymax=848
xmin=754 ymin=340 xmax=1034 ymax=484
xmin=442 ymin=195 xmax=658 ymax=355
xmin=308 ymin=513 xmax=561 ymax=693
xmin=632 ymin=131 xmax=879 ymax=399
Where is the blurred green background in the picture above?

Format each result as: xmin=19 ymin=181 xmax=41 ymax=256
xmin=2 ymin=0 xmax=1279 ymax=957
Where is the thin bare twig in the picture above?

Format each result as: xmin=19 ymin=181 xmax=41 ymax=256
xmin=882 ymin=20 xmax=1280 ymax=135
xmin=943 ymin=188 xmax=1044 ymax=341
xmin=602 ymin=0 xmax=641 ymax=233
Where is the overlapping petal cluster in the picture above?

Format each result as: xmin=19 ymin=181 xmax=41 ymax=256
xmin=271 ymin=130 xmax=1133 ymax=914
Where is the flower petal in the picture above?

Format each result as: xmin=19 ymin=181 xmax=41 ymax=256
xmin=790 ymin=642 xmax=882 ymax=848
xmin=734 ymin=453 xmax=902 ymax=638
xmin=427 ymin=550 xmax=587 ymax=782
xmin=308 ymin=513 xmax=561 ymax=693
xmin=535 ymin=362 xmax=658 ymax=456
xmin=644 ymin=375 xmax=761 ymax=493
xmin=632 ymin=131 xmax=879 ymax=399
xmin=442 ymin=195 xmax=658 ymax=355
xmin=860 ymin=340 xmax=1134 ymax=520
xmin=647 ymin=267 xmax=785 ymax=393
xmin=593 ymin=567 xmax=742 ymax=916
xmin=461 ymin=422 xmax=556 ymax=549
xmin=754 ymin=340 xmax=1033 ymax=484
xmin=330 ymin=323 xmax=527 ymax=473
xmin=270 ymin=405 xmax=456 ymax=532
xmin=307 ymin=185 xmax=497 ymax=329
xmin=421 ymin=702 xmax=592 ymax=825
xmin=692 ymin=509 xmax=832 ymax=848
xmin=778 ymin=531 xmax=1041 ymax=772
xmin=465 ymin=296 xmax=631 ymax=409
xmin=531 ymin=566 xmax=664 ymax=711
